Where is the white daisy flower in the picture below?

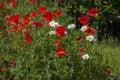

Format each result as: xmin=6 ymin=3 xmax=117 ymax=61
xmin=67 ymin=24 xmax=76 ymax=29
xmin=86 ymin=35 xmax=94 ymax=41
xmin=82 ymin=54 xmax=89 ymax=60
xmin=49 ymin=20 xmax=59 ymax=27
xmin=49 ymin=30 xmax=56 ymax=35
xmin=80 ymin=25 xmax=88 ymax=32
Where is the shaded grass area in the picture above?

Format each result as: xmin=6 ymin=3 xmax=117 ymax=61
xmin=97 ymin=40 xmax=120 ymax=78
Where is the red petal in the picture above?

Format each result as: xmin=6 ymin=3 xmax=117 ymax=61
xmin=9 ymin=1 xmax=16 ymax=7
xmin=88 ymin=8 xmax=99 ymax=17
xmin=24 ymin=34 xmax=31 ymax=43
xmin=79 ymin=48 xmax=87 ymax=55
xmin=76 ymin=36 xmax=82 ymax=42
xmin=0 ymin=2 xmax=4 ymax=8
xmin=78 ymin=15 xmax=89 ymax=25
xmin=54 ymin=40 xmax=62 ymax=46
xmin=2 ymin=66 xmax=7 ymax=71
xmin=42 ymin=11 xmax=52 ymax=21
xmin=37 ymin=5 xmax=47 ymax=14
xmin=55 ymin=25 xmax=66 ymax=37
xmin=33 ymin=21 xmax=43 ymax=27
xmin=53 ymin=10 xmax=62 ymax=18
xmin=56 ymin=47 xmax=66 ymax=56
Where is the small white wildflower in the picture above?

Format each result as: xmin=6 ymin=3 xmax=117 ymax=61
xmin=86 ymin=35 xmax=94 ymax=41
xmin=67 ymin=24 xmax=76 ymax=29
xmin=82 ymin=54 xmax=89 ymax=60
xmin=49 ymin=20 xmax=59 ymax=27
xmin=49 ymin=30 xmax=56 ymax=35
xmin=80 ymin=25 xmax=88 ymax=32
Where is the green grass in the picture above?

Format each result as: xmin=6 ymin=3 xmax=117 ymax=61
xmin=97 ymin=40 xmax=120 ymax=78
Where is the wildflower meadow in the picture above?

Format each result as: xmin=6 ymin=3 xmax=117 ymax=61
xmin=0 ymin=0 xmax=120 ymax=80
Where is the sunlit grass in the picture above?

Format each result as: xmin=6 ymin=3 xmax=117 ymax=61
xmin=97 ymin=40 xmax=120 ymax=78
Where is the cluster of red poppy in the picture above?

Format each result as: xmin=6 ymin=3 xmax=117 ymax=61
xmin=75 ymin=8 xmax=99 ymax=43
xmin=77 ymin=8 xmax=112 ymax=75
xmin=69 ymin=8 xmax=98 ymax=56
xmin=54 ymin=8 xmax=98 ymax=56
xmin=78 ymin=8 xmax=99 ymax=25
xmin=54 ymin=14 xmax=97 ymax=56
xmin=0 ymin=2 xmax=99 ymax=57
xmin=1 ymin=1 xmax=62 ymax=43
xmin=54 ymin=25 xmax=66 ymax=56
xmin=0 ymin=1 xmax=63 ymax=79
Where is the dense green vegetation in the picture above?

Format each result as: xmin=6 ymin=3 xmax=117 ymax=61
xmin=98 ymin=40 xmax=120 ymax=79
xmin=0 ymin=0 xmax=120 ymax=80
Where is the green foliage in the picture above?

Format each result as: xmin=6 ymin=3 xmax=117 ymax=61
xmin=0 ymin=0 xmax=118 ymax=80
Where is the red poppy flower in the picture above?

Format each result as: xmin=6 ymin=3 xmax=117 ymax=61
xmin=88 ymin=8 xmax=99 ymax=17
xmin=11 ymin=26 xmax=19 ymax=32
xmin=29 ymin=0 xmax=37 ymax=3
xmin=22 ymin=28 xmax=30 ymax=34
xmin=79 ymin=48 xmax=87 ymax=55
xmin=106 ymin=67 xmax=111 ymax=74
xmin=33 ymin=21 xmax=43 ymax=27
xmin=0 ymin=2 xmax=4 ymax=8
xmin=10 ymin=14 xmax=20 ymax=25
xmin=22 ymin=17 xmax=29 ymax=25
xmin=42 ymin=11 xmax=52 ymax=21
xmin=76 ymin=36 xmax=82 ymax=42
xmin=2 ymin=66 xmax=7 ymax=71
xmin=78 ymin=15 xmax=89 ymax=25
xmin=5 ymin=14 xmax=12 ymax=19
xmin=37 ymin=5 xmax=47 ymax=14
xmin=9 ymin=60 xmax=16 ymax=67
xmin=9 ymin=0 xmax=16 ymax=7
xmin=12 ymin=14 xmax=21 ymax=20
xmin=24 ymin=34 xmax=31 ymax=43
xmin=56 ymin=47 xmax=66 ymax=56
xmin=53 ymin=10 xmax=62 ymax=18
xmin=21 ymin=14 xmax=30 ymax=25
xmin=29 ymin=0 xmax=34 ymax=2
xmin=84 ymin=26 xmax=95 ymax=34
xmin=54 ymin=40 xmax=62 ymax=46
xmin=18 ymin=23 xmax=25 ymax=29
xmin=24 ymin=13 xmax=30 ymax=18
xmin=30 ymin=11 xmax=37 ymax=17
xmin=55 ymin=25 xmax=66 ymax=37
